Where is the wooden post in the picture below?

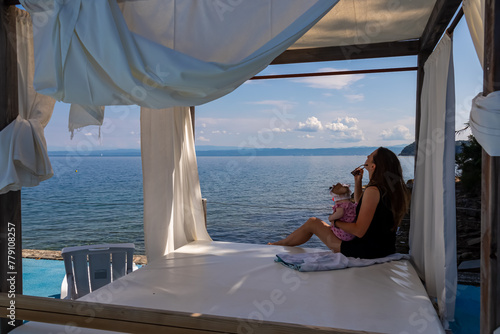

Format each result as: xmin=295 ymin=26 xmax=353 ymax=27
xmin=202 ymin=198 xmax=207 ymax=228
xmin=190 ymin=106 xmax=195 ymax=140
xmin=0 ymin=4 xmax=22 ymax=333
xmin=414 ymin=51 xmax=430 ymax=167
xmin=481 ymin=0 xmax=500 ymax=333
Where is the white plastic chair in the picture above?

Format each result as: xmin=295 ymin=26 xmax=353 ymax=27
xmin=61 ymin=243 xmax=135 ymax=299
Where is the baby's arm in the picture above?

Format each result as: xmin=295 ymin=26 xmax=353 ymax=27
xmin=328 ymin=207 xmax=344 ymax=223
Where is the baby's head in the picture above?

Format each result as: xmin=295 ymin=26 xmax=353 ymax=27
xmin=329 ymin=183 xmax=351 ymax=202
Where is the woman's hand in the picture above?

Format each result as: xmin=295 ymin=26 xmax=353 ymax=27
xmin=353 ymin=167 xmax=364 ymax=183
xmin=353 ymin=168 xmax=363 ymax=203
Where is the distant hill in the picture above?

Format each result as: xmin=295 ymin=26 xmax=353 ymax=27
xmin=48 ymin=145 xmax=407 ymax=157
xmin=399 ymin=141 xmax=468 ymax=156
xmin=196 ymin=145 xmax=241 ymax=151
xmin=196 ymin=145 xmax=407 ymax=157
xmin=49 ymin=149 xmax=141 ymax=157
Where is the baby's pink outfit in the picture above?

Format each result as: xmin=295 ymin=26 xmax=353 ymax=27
xmin=330 ymin=201 xmax=358 ymax=241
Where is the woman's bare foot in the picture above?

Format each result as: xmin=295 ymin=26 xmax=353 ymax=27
xmin=268 ymin=239 xmax=289 ymax=246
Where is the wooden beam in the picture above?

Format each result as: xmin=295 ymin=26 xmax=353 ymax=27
xmin=271 ymin=40 xmax=419 ymax=65
xmin=446 ymin=7 xmax=464 ymax=36
xmin=420 ymin=0 xmax=462 ymax=55
xmin=413 ymin=51 xmax=430 ymax=169
xmin=481 ymin=0 xmax=500 ymax=333
xmin=0 ymin=4 xmax=21 ymax=334
xmin=0 ymin=294 xmax=378 ymax=334
xmin=251 ymin=67 xmax=417 ymax=81
xmin=189 ymin=106 xmax=195 ymax=139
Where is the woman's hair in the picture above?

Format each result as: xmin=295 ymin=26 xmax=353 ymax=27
xmin=368 ymin=147 xmax=410 ymax=229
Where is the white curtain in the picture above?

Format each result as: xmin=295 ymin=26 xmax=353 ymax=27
xmin=409 ymin=34 xmax=457 ymax=326
xmin=0 ymin=8 xmax=56 ymax=194
xmin=141 ymin=107 xmax=211 ymax=260
xmin=464 ymin=0 xmax=500 ymax=157
xmin=20 ymin=0 xmax=337 ymax=111
xmin=463 ymin=0 xmax=484 ymax=68
xmin=469 ymin=91 xmax=500 ymax=156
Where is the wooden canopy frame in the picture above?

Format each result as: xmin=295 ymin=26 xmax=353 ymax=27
xmin=1 ymin=0 xmax=498 ymax=333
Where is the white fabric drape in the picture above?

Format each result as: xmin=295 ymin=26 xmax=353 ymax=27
xmin=464 ymin=0 xmax=500 ymax=157
xmin=20 ymin=0 xmax=337 ymax=112
xmin=463 ymin=0 xmax=484 ymax=68
xmin=141 ymin=107 xmax=211 ymax=260
xmin=409 ymin=34 xmax=457 ymax=326
xmin=0 ymin=8 xmax=56 ymax=194
xmin=68 ymin=104 xmax=105 ymax=139
xmin=469 ymin=92 xmax=500 ymax=156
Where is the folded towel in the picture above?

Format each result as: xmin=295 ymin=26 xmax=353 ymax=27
xmin=275 ymin=252 xmax=410 ymax=272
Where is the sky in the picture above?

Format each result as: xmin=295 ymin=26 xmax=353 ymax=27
xmin=44 ymin=17 xmax=483 ymax=151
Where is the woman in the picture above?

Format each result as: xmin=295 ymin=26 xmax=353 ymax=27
xmin=269 ymin=147 xmax=409 ymax=259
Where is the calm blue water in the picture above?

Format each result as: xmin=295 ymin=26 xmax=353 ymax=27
xmin=21 ymin=155 xmax=415 ymax=254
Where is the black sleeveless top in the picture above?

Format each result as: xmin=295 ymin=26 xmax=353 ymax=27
xmin=340 ymin=186 xmax=396 ymax=259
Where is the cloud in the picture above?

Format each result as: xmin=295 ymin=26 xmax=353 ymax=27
xmin=299 ymin=134 xmax=315 ymax=139
xmin=324 ymin=116 xmax=364 ymax=142
xmin=297 ymin=116 xmax=323 ymax=132
xmin=345 ymin=94 xmax=364 ymax=102
xmin=249 ymin=100 xmax=297 ymax=110
xmin=197 ymin=136 xmax=210 ymax=142
xmin=293 ymin=68 xmax=364 ymax=90
xmin=258 ymin=128 xmax=288 ymax=134
xmin=380 ymin=125 xmax=413 ymax=140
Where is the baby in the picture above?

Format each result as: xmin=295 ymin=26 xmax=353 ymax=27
xmin=328 ymin=183 xmax=357 ymax=241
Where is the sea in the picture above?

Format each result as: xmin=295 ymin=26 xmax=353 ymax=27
xmin=21 ymin=155 xmax=415 ymax=254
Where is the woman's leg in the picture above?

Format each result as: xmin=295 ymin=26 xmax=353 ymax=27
xmin=269 ymin=217 xmax=342 ymax=252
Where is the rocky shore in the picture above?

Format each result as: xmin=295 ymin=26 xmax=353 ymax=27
xmin=395 ymin=181 xmax=481 ymax=285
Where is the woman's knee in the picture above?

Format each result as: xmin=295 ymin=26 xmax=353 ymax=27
xmin=306 ymin=217 xmax=324 ymax=229
xmin=307 ymin=217 xmax=321 ymax=224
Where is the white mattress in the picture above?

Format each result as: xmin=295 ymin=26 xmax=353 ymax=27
xmin=13 ymin=241 xmax=445 ymax=334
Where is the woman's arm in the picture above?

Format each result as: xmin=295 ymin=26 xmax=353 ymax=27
xmin=353 ymin=169 xmax=364 ymax=203
xmin=335 ymin=187 xmax=380 ymax=238
xmin=328 ymin=207 xmax=344 ymax=223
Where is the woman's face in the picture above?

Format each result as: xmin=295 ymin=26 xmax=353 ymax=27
xmin=365 ymin=150 xmax=377 ymax=177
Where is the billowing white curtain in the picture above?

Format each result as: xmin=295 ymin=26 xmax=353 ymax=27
xmin=469 ymin=92 xmax=500 ymax=156
xmin=409 ymin=34 xmax=457 ymax=327
xmin=141 ymin=107 xmax=211 ymax=259
xmin=19 ymin=0 xmax=339 ymax=260
xmin=20 ymin=0 xmax=337 ymax=110
xmin=463 ymin=0 xmax=484 ymax=68
xmin=0 ymin=8 xmax=56 ymax=194
xmin=464 ymin=0 xmax=500 ymax=157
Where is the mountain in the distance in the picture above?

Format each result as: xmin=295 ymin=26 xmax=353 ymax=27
xmin=195 ymin=145 xmax=407 ymax=157
xmin=48 ymin=145 xmax=408 ymax=157
xmin=399 ymin=141 xmax=468 ymax=156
